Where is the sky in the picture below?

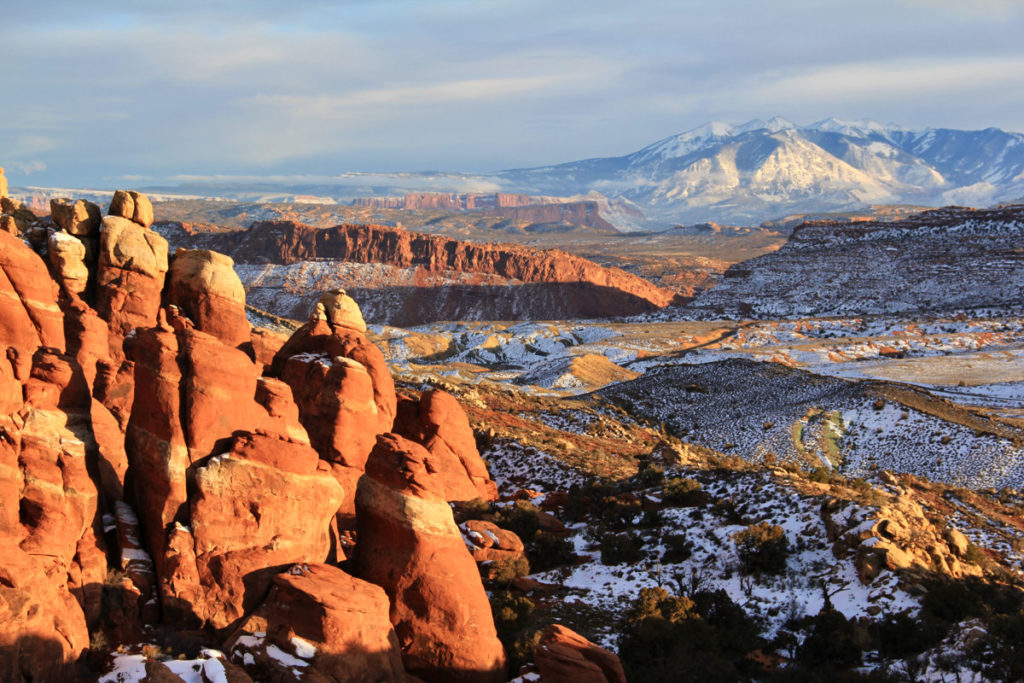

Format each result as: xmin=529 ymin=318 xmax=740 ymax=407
xmin=2 ymin=0 xmax=1023 ymax=187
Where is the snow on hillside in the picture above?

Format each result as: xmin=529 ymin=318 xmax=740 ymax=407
xmin=498 ymin=119 xmax=1024 ymax=224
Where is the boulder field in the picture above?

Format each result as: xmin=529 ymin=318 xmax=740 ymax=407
xmin=0 ymin=191 xmax=542 ymax=682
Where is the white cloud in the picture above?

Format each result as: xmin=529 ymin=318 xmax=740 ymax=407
xmin=10 ymin=160 xmax=48 ymax=175
xmin=750 ymin=56 xmax=1024 ymax=101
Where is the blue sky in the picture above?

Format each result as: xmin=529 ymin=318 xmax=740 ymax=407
xmin=2 ymin=0 xmax=1023 ymax=187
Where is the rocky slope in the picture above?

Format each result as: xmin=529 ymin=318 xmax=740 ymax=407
xmin=681 ymin=205 xmax=1024 ymax=319
xmin=157 ymin=220 xmax=680 ymax=325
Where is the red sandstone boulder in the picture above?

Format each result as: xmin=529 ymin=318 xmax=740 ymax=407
xmin=534 ymin=624 xmax=626 ymax=683
xmin=125 ymin=308 xmax=335 ymax=630
xmin=226 ymin=563 xmax=406 ymax=682
xmin=280 ymin=352 xmax=380 ymax=467
xmin=108 ymin=189 xmax=154 ymax=228
xmin=188 ymin=433 xmax=344 ymax=629
xmin=167 ymin=248 xmax=251 ymax=350
xmin=273 ymin=294 xmax=398 ymax=528
xmin=0 ymin=230 xmax=65 ymax=353
xmin=96 ymin=215 xmax=168 ymax=359
xmin=250 ymin=327 xmax=288 ymax=370
xmin=47 ymin=229 xmax=90 ymax=297
xmin=393 ymin=390 xmax=497 ymax=502
xmin=272 ymin=291 xmax=396 ymax=431
xmin=318 ymin=288 xmax=367 ymax=332
xmin=463 ymin=520 xmax=525 ymax=564
xmin=0 ymin=539 xmax=90 ymax=682
xmin=356 ymin=434 xmax=506 ymax=682
xmin=50 ymin=197 xmax=101 ymax=237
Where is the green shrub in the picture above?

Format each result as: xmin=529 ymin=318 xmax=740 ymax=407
xmin=528 ymin=531 xmax=576 ymax=572
xmin=807 ymin=468 xmax=831 ymax=483
xmin=662 ymin=533 xmax=693 ymax=563
xmin=488 ymin=555 xmax=530 ymax=585
xmin=733 ymin=523 xmax=790 ymax=576
xmin=493 ymin=500 xmax=541 ymax=540
xmin=601 ymin=531 xmax=645 ymax=565
xmin=634 ymin=462 xmax=666 ymax=487
xmin=491 ymin=591 xmax=537 ymax=672
xmin=618 ymin=587 xmax=764 ymax=682
xmin=662 ymin=477 xmax=705 ymax=506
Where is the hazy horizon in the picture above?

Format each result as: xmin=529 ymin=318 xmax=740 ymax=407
xmin=3 ymin=0 xmax=1023 ymax=188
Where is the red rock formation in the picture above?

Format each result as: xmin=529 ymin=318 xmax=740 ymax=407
xmin=393 ymin=390 xmax=497 ymax=502
xmin=226 ymin=563 xmax=406 ymax=682
xmin=212 ymin=220 xmax=675 ymax=309
xmin=534 ymin=624 xmax=626 ymax=683
xmin=166 ymin=248 xmax=251 ymax=350
xmin=50 ymin=198 xmax=101 ymax=237
xmin=188 ymin=433 xmax=344 ymax=629
xmin=0 ymin=230 xmax=66 ymax=353
xmin=96 ymin=215 xmax=169 ymax=360
xmin=272 ymin=293 xmax=396 ymax=530
xmin=109 ymin=189 xmax=154 ymax=228
xmin=0 ymin=237 xmax=108 ymax=678
xmin=356 ymin=433 xmax=506 ymax=682
xmin=490 ymin=200 xmax=619 ymax=232
xmin=47 ymin=230 xmax=90 ymax=297
xmin=271 ymin=291 xmax=397 ymax=533
xmin=250 ymin=327 xmax=287 ymax=370
xmin=463 ymin=520 xmax=525 ymax=564
xmin=403 ymin=192 xmax=464 ymax=210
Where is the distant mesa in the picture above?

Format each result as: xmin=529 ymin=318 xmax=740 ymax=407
xmin=159 ymin=219 xmax=681 ymax=325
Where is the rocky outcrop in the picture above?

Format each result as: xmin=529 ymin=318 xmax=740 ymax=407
xmin=1 ymin=214 xmax=17 ymax=235
xmin=96 ymin=215 xmax=169 ymax=359
xmin=1 ymin=185 xmax=517 ymax=680
xmin=534 ymin=624 xmax=626 ymax=683
xmin=47 ymin=230 xmax=90 ymax=297
xmin=50 ymin=198 xmax=101 ymax=237
xmin=356 ymin=434 xmax=506 ymax=682
xmin=0 ymin=233 xmax=108 ymax=679
xmin=462 ymin=520 xmax=524 ymax=564
xmin=271 ymin=291 xmax=397 ymax=528
xmin=822 ymin=495 xmax=985 ymax=584
xmin=124 ymin=310 xmax=334 ymax=628
xmin=1 ymin=196 xmax=38 ymax=234
xmin=0 ymin=230 xmax=66 ymax=353
xmin=109 ymin=189 xmax=154 ymax=228
xmin=0 ymin=167 xmax=6 ymax=198
xmin=226 ymin=563 xmax=406 ymax=682
xmin=188 ymin=434 xmax=343 ymax=629
xmin=393 ymin=390 xmax=497 ymax=502
xmin=166 ymin=219 xmax=678 ymax=324
xmin=230 ymin=221 xmax=671 ymax=307
xmin=166 ymin=248 xmax=250 ymax=350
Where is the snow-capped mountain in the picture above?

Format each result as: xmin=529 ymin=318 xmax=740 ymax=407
xmin=498 ymin=118 xmax=1024 ymax=224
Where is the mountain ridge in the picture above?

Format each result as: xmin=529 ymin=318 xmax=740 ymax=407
xmin=497 ymin=118 xmax=1024 ymax=224
xmin=10 ymin=119 xmax=1024 ymax=229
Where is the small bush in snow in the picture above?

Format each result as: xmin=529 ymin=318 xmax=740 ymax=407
xmin=733 ymin=522 xmax=790 ymax=576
